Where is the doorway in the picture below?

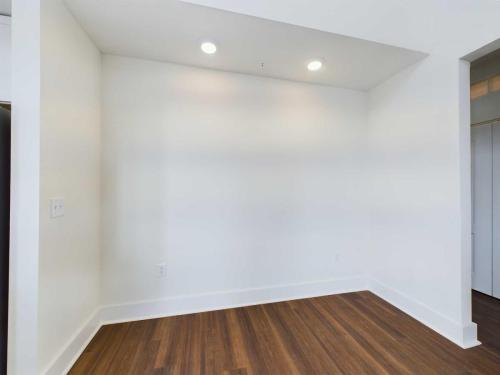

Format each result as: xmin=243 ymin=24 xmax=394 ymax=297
xmin=0 ymin=102 xmax=10 ymax=374
xmin=470 ymin=48 xmax=500 ymax=349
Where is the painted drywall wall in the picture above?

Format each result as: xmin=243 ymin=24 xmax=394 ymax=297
xmin=366 ymin=56 xmax=474 ymax=344
xmin=9 ymin=1 xmax=500 ymax=372
xmin=183 ymin=0 xmax=500 ymax=346
xmin=471 ymin=52 xmax=500 ymax=124
xmin=39 ymin=0 xmax=101 ymax=372
xmin=9 ymin=1 xmax=40 ymax=373
xmin=101 ymin=55 xmax=368 ymax=305
xmin=0 ymin=16 xmax=10 ymax=102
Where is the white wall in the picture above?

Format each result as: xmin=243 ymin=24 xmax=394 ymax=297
xmin=101 ymin=55 xmax=368 ymax=305
xmin=367 ymin=56 xmax=472 ymax=342
xmin=183 ymin=0 xmax=500 ymax=347
xmin=0 ymin=15 xmax=10 ymax=102
xmin=39 ymin=0 xmax=101 ymax=372
xmin=9 ymin=1 xmax=40 ymax=373
xmin=9 ymin=1 xmax=500 ymax=372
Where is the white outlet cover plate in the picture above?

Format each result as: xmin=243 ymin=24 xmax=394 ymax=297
xmin=50 ymin=198 xmax=65 ymax=218
xmin=157 ymin=263 xmax=167 ymax=278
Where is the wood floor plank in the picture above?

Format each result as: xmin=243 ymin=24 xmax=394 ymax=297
xmin=68 ymin=291 xmax=500 ymax=374
xmin=334 ymin=294 xmax=430 ymax=374
xmin=224 ymin=309 xmax=252 ymax=373
xmin=261 ymin=302 xmax=333 ymax=374
xmin=286 ymin=298 xmax=379 ymax=374
xmin=90 ymin=323 xmax=133 ymax=375
xmin=317 ymin=296 xmax=395 ymax=372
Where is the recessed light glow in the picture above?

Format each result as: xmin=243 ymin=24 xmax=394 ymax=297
xmin=307 ymin=60 xmax=323 ymax=71
xmin=201 ymin=42 xmax=217 ymax=54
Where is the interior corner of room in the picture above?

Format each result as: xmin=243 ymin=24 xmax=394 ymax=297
xmin=3 ymin=0 xmax=500 ymax=374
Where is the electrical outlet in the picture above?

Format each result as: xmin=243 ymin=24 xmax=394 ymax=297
xmin=157 ymin=263 xmax=167 ymax=278
xmin=50 ymin=198 xmax=65 ymax=218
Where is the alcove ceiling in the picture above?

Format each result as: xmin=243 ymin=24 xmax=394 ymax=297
xmin=65 ymin=0 xmax=426 ymax=90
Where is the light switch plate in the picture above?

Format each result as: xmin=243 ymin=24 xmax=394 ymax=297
xmin=50 ymin=198 xmax=65 ymax=218
xmin=157 ymin=263 xmax=167 ymax=278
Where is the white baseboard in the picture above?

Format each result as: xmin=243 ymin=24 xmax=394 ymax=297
xmin=99 ymin=276 xmax=368 ymax=324
xmin=44 ymin=276 xmax=367 ymax=374
xmin=44 ymin=275 xmax=480 ymax=374
xmin=43 ymin=308 xmax=102 ymax=375
xmin=369 ymin=278 xmax=480 ymax=349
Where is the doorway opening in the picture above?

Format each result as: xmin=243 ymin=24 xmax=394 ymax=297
xmin=0 ymin=102 xmax=10 ymax=374
xmin=470 ymin=48 xmax=500 ymax=350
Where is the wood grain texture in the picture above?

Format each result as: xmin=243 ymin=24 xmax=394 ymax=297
xmin=473 ymin=290 xmax=500 ymax=353
xmin=69 ymin=291 xmax=500 ymax=374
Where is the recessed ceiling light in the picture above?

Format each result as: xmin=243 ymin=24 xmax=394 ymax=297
xmin=307 ymin=60 xmax=323 ymax=71
xmin=201 ymin=41 xmax=217 ymax=55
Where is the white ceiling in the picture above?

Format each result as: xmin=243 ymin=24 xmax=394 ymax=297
xmin=0 ymin=0 xmax=10 ymax=16
xmin=65 ymin=0 xmax=426 ymax=90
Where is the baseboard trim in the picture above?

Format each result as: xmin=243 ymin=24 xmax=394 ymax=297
xmin=43 ymin=308 xmax=102 ymax=375
xmin=45 ymin=276 xmax=367 ymax=374
xmin=44 ymin=276 xmax=481 ymax=374
xmin=99 ymin=276 xmax=369 ymax=324
xmin=369 ymin=278 xmax=480 ymax=349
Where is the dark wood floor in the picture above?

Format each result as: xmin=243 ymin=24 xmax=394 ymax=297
xmin=473 ymin=290 xmax=500 ymax=354
xmin=70 ymin=291 xmax=500 ymax=374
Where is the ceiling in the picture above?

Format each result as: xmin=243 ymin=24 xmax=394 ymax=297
xmin=65 ymin=0 xmax=426 ymax=91
xmin=0 ymin=0 xmax=10 ymax=16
